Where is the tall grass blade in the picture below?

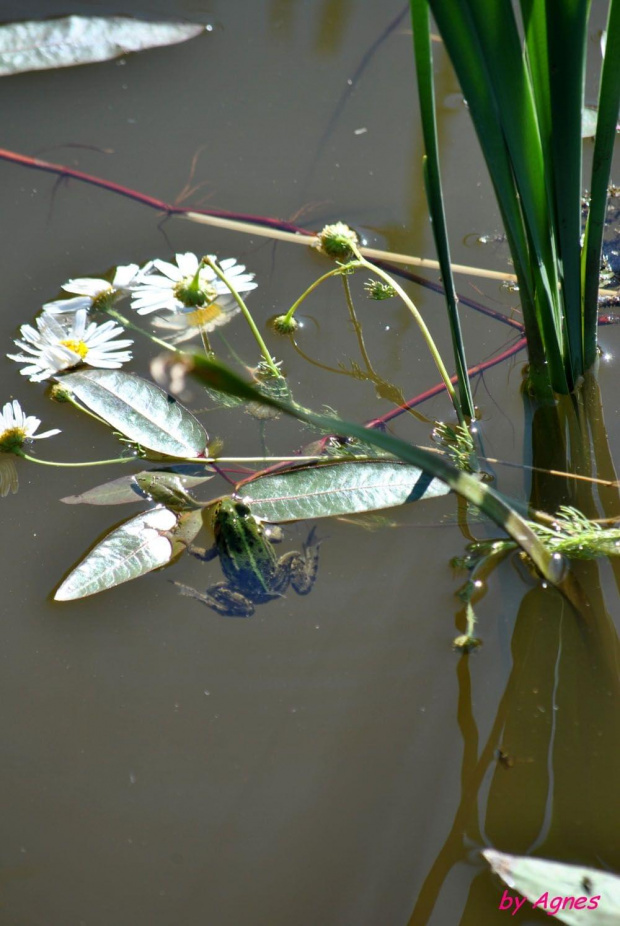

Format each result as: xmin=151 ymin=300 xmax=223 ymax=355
xmin=543 ymin=0 xmax=590 ymax=382
xmin=582 ymin=0 xmax=620 ymax=367
xmin=409 ymin=0 xmax=475 ymax=419
xmin=427 ymin=0 xmax=569 ymax=391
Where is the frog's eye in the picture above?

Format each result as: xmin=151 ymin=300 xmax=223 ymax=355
xmin=234 ymin=502 xmax=252 ymax=518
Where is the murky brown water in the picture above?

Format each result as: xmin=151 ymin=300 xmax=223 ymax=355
xmin=1 ymin=2 xmax=619 ymax=924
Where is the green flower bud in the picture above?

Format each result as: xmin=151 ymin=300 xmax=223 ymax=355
xmin=49 ymin=383 xmax=72 ymax=403
xmin=364 ymin=279 xmax=396 ymax=300
xmin=316 ymin=222 xmax=358 ymax=261
xmin=271 ymin=314 xmax=298 ymax=335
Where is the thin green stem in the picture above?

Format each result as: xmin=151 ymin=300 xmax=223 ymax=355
xmin=105 ymin=307 xmax=173 ymax=352
xmin=63 ymin=393 xmax=110 ymax=427
xmin=202 ymin=256 xmax=281 ymax=377
xmin=17 ymin=452 xmax=135 ymax=468
xmin=208 ymin=455 xmax=339 ymax=462
xmin=283 ymin=263 xmax=362 ymax=322
xmin=342 ymin=275 xmax=375 ymax=376
xmin=351 ymin=245 xmax=463 ymax=422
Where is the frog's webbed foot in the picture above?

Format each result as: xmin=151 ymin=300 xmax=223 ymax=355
xmin=283 ymin=526 xmax=322 ymax=596
xmin=187 ymin=543 xmax=218 ymax=563
xmin=171 ymin=580 xmax=255 ymax=617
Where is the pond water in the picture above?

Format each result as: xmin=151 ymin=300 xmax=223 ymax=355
xmin=1 ymin=2 xmax=619 ymax=925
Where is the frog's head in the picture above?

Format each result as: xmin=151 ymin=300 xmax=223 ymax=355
xmin=215 ymin=496 xmax=259 ymax=535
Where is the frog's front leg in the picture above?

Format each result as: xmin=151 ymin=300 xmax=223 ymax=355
xmin=172 ymin=580 xmax=256 ymax=617
xmin=186 ymin=543 xmax=218 ymax=563
xmin=279 ymin=527 xmax=322 ymax=596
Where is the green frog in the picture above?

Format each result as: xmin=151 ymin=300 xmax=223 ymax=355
xmin=173 ymin=497 xmax=320 ymax=617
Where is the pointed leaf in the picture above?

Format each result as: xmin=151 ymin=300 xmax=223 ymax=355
xmin=54 ymin=506 xmax=178 ymax=601
xmin=235 ymin=459 xmax=450 ymax=522
xmin=483 ymin=849 xmax=620 ymax=925
xmin=61 ymin=369 xmax=208 ymax=458
xmin=0 ymin=16 xmax=204 ymax=76
xmin=61 ymin=465 xmax=213 ymax=506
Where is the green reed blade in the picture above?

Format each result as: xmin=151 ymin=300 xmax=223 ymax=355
xmin=409 ymin=0 xmax=475 ymax=419
xmin=582 ymin=0 xmax=620 ymax=367
xmin=427 ymin=0 xmax=570 ymax=392
xmin=543 ymin=0 xmax=591 ymax=381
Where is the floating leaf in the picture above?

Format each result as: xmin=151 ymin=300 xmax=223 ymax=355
xmin=235 ymin=459 xmax=450 ymax=522
xmin=61 ymin=370 xmax=208 ymax=458
xmin=483 ymin=849 xmax=620 ymax=925
xmin=0 ymin=16 xmax=204 ymax=77
xmin=61 ymin=464 xmax=213 ymax=506
xmin=54 ymin=506 xmax=178 ymax=601
xmin=133 ymin=472 xmax=207 ymax=511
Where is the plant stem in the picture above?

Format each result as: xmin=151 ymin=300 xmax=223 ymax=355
xmin=17 ymin=452 xmax=134 ymax=467
xmin=64 ymin=394 xmax=110 ymax=427
xmin=351 ymin=244 xmax=463 ymax=423
xmin=202 ymin=256 xmax=281 ymax=377
xmin=282 ymin=264 xmax=361 ymax=322
xmin=104 ymin=306 xmax=174 ymax=352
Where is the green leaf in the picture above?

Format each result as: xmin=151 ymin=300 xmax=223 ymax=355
xmin=483 ymin=849 xmax=620 ymax=925
xmin=409 ymin=0 xmax=474 ymax=418
xmin=61 ymin=465 xmax=213 ymax=506
xmin=0 ymin=16 xmax=204 ymax=76
xmin=581 ymin=0 xmax=620 ymax=367
xmin=54 ymin=506 xmax=178 ymax=601
xmin=236 ymin=459 xmax=450 ymax=522
xmin=61 ymin=370 xmax=208 ymax=458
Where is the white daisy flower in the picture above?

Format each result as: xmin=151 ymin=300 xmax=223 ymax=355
xmin=130 ymin=252 xmax=257 ymax=316
xmin=151 ymin=300 xmax=241 ymax=344
xmin=0 ymin=398 xmax=61 ymax=455
xmin=43 ymin=263 xmax=143 ymax=315
xmin=8 ymin=309 xmax=133 ymax=382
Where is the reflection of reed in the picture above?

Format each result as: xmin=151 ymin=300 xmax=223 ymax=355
xmin=407 ymin=376 xmax=620 ymax=924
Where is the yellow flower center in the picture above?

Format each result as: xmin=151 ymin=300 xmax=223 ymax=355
xmin=186 ymin=305 xmax=225 ymax=327
xmin=60 ymin=339 xmax=89 ymax=359
xmin=0 ymin=427 xmax=26 ymax=454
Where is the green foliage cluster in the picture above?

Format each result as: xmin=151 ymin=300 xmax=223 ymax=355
xmin=410 ymin=0 xmax=620 ymax=395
